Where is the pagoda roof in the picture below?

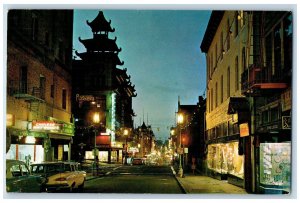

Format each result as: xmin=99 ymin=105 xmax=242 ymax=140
xmin=114 ymin=68 xmax=137 ymax=97
xmin=78 ymin=35 xmax=121 ymax=52
xmin=75 ymin=51 xmax=124 ymax=65
xmin=87 ymin=11 xmax=115 ymax=33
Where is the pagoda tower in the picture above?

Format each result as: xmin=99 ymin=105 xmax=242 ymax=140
xmin=72 ymin=11 xmax=136 ymax=163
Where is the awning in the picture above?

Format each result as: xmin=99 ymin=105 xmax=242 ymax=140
xmin=227 ymin=97 xmax=250 ymax=114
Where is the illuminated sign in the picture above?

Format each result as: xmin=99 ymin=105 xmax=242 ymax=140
xmin=76 ymin=94 xmax=94 ymax=102
xmin=239 ymin=123 xmax=250 ymax=137
xmin=32 ymin=121 xmax=60 ymax=131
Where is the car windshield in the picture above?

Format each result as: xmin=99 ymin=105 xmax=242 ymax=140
xmin=31 ymin=164 xmax=64 ymax=175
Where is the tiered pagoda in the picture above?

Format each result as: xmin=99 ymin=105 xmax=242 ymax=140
xmin=72 ymin=11 xmax=137 ymax=164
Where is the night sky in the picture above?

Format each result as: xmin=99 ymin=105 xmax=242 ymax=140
xmin=73 ymin=9 xmax=211 ymax=141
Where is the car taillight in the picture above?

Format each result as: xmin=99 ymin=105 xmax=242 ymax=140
xmin=55 ymin=177 xmax=66 ymax=181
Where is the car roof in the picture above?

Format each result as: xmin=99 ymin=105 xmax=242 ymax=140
xmin=31 ymin=161 xmax=78 ymax=166
xmin=6 ymin=159 xmax=26 ymax=166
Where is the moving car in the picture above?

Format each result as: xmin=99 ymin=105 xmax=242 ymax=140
xmin=131 ymin=158 xmax=144 ymax=165
xmin=6 ymin=159 xmax=46 ymax=192
xmin=30 ymin=162 xmax=86 ymax=192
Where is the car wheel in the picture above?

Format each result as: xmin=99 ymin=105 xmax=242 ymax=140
xmin=69 ymin=183 xmax=75 ymax=193
xmin=78 ymin=181 xmax=85 ymax=191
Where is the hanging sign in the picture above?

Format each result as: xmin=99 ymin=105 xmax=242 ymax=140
xmin=239 ymin=123 xmax=250 ymax=137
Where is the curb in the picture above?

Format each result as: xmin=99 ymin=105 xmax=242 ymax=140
xmin=171 ymin=166 xmax=187 ymax=194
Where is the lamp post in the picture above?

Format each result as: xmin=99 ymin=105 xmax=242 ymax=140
xmin=93 ymin=112 xmax=100 ymax=175
xmin=123 ymin=129 xmax=129 ymax=165
xmin=177 ymin=113 xmax=184 ymax=178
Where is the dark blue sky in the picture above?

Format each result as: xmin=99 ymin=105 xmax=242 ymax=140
xmin=73 ymin=10 xmax=211 ymax=140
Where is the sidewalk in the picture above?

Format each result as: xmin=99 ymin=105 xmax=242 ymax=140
xmin=171 ymin=166 xmax=248 ymax=194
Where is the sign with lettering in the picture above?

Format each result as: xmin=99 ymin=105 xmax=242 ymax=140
xmin=32 ymin=121 xmax=60 ymax=131
xmin=76 ymin=94 xmax=94 ymax=102
xmin=282 ymin=116 xmax=291 ymax=129
xmin=281 ymin=89 xmax=291 ymax=112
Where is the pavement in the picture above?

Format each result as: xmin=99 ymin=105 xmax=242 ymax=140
xmin=171 ymin=168 xmax=247 ymax=194
xmin=84 ymin=162 xmax=248 ymax=194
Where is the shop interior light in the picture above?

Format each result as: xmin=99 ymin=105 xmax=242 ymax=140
xmin=25 ymin=136 xmax=36 ymax=144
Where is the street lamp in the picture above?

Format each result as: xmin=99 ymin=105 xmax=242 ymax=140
xmin=92 ymin=112 xmax=100 ymax=175
xmin=177 ymin=113 xmax=184 ymax=178
xmin=123 ymin=129 xmax=129 ymax=165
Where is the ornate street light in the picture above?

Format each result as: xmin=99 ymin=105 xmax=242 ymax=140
xmin=92 ymin=112 xmax=100 ymax=175
xmin=123 ymin=128 xmax=129 ymax=165
xmin=177 ymin=113 xmax=184 ymax=178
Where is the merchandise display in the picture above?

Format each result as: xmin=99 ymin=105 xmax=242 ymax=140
xmin=207 ymin=142 xmax=244 ymax=178
xmin=259 ymin=142 xmax=291 ymax=191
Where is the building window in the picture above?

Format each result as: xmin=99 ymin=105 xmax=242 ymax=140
xmin=227 ymin=18 xmax=231 ymax=51
xmin=242 ymin=47 xmax=246 ymax=72
xmin=227 ymin=66 xmax=230 ymax=98
xmin=211 ymin=88 xmax=214 ymax=111
xmin=20 ymin=66 xmax=28 ymax=94
xmin=39 ymin=75 xmax=46 ymax=100
xmin=220 ymin=31 xmax=223 ymax=60
xmin=215 ymin=44 xmax=218 ymax=68
xmin=270 ymin=106 xmax=279 ymax=122
xmin=207 ymin=55 xmax=210 ymax=80
xmin=215 ymin=82 xmax=218 ymax=108
xmin=240 ymin=11 xmax=245 ymax=27
xmin=50 ymin=85 xmax=54 ymax=98
xmin=62 ymin=89 xmax=67 ymax=110
xmin=31 ymin=15 xmax=38 ymax=41
xmin=235 ymin=56 xmax=239 ymax=91
xmin=235 ymin=11 xmax=239 ymax=37
xmin=58 ymin=41 xmax=64 ymax=61
xmin=283 ymin=13 xmax=292 ymax=70
xmin=274 ymin=24 xmax=282 ymax=76
xmin=45 ymin=32 xmax=50 ymax=47
xmin=221 ymin=75 xmax=223 ymax=103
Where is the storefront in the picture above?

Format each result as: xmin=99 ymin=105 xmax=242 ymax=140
xmin=207 ymin=142 xmax=244 ymax=181
xmin=6 ymin=116 xmax=74 ymax=163
xmin=259 ymin=142 xmax=291 ymax=194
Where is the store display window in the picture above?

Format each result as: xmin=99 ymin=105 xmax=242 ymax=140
xmin=207 ymin=142 xmax=244 ymax=178
xmin=259 ymin=142 xmax=291 ymax=192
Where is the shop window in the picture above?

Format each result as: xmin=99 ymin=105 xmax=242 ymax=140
xmin=259 ymin=143 xmax=291 ymax=193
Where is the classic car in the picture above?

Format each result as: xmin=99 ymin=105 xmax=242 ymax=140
xmin=6 ymin=159 xmax=46 ymax=192
xmin=30 ymin=161 xmax=86 ymax=192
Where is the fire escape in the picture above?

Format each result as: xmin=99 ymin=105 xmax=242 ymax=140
xmin=241 ymin=12 xmax=288 ymax=96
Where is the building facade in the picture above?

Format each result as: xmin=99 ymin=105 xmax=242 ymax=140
xmin=201 ymin=11 xmax=292 ymax=194
xmin=72 ymin=11 xmax=137 ymax=163
xmin=6 ymin=10 xmax=74 ymax=163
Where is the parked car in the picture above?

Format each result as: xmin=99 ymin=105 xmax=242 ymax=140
xmin=30 ymin=162 xmax=86 ymax=192
xmin=6 ymin=159 xmax=46 ymax=193
xmin=131 ymin=158 xmax=144 ymax=165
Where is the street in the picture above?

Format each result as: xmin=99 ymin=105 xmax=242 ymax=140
xmin=83 ymin=165 xmax=184 ymax=193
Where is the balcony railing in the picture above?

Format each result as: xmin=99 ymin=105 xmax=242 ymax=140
xmin=8 ymin=80 xmax=45 ymax=101
xmin=241 ymin=64 xmax=288 ymax=95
